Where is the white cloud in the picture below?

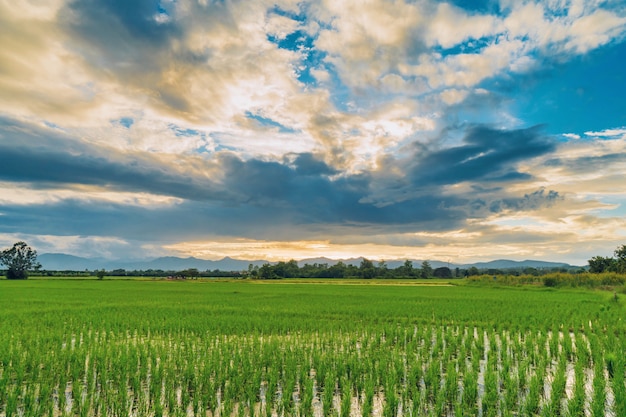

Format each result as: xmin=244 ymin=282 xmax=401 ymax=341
xmin=2 ymin=0 xmax=623 ymax=171
xmin=584 ymin=127 xmax=626 ymax=137
xmin=264 ymin=12 xmax=301 ymax=40
xmin=565 ymin=9 xmax=626 ymax=53
xmin=424 ymin=3 xmax=499 ymax=48
xmin=562 ymin=133 xmax=581 ymax=139
xmin=439 ymin=88 xmax=470 ymax=106
xmin=503 ymin=2 xmax=626 ymax=54
xmin=0 ymin=182 xmax=184 ymax=207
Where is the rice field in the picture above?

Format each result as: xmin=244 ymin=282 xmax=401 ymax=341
xmin=0 ymin=279 xmax=624 ymax=416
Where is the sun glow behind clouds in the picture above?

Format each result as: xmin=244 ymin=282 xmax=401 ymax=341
xmin=162 ymin=232 xmax=600 ymax=265
xmin=0 ymin=183 xmax=184 ymax=206
xmin=165 ymin=238 xmax=486 ymax=262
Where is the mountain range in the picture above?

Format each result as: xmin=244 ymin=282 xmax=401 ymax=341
xmin=37 ymin=253 xmax=578 ymax=272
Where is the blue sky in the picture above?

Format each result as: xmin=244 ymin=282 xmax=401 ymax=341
xmin=0 ymin=0 xmax=625 ymax=264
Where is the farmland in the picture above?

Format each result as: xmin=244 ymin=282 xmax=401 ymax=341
xmin=0 ymin=279 xmax=625 ymax=416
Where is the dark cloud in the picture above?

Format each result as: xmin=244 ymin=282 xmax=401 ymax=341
xmin=292 ymin=153 xmax=337 ymax=176
xmin=488 ymin=189 xmax=562 ymax=213
xmin=0 ymin=193 xmax=468 ymax=244
xmin=409 ymin=125 xmax=554 ymax=187
xmin=62 ymin=0 xmax=180 ymax=46
xmin=0 ymin=116 xmax=564 ymax=243
xmin=0 ymin=117 xmax=464 ymax=229
xmin=545 ymin=152 xmax=626 ymax=171
xmin=0 ymin=118 xmax=226 ymax=201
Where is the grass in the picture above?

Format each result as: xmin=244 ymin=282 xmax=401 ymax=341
xmin=0 ymin=279 xmax=625 ymax=416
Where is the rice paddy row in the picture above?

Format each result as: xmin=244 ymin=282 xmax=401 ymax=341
xmin=0 ymin=279 xmax=624 ymax=416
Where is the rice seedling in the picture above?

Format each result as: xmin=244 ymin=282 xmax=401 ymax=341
xmin=0 ymin=279 xmax=624 ymax=417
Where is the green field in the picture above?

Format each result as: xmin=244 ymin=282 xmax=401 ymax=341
xmin=1 ymin=279 xmax=624 ymax=416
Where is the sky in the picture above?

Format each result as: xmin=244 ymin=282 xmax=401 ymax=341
xmin=1 ymin=0 xmax=626 ymax=265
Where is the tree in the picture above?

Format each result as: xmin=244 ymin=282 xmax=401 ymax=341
xmin=613 ymin=245 xmax=626 ymax=273
xmin=258 ymin=263 xmax=276 ymax=279
xmin=420 ymin=261 xmax=433 ymax=278
xmin=327 ymin=261 xmax=346 ymax=278
xmin=402 ymin=260 xmax=413 ymax=277
xmin=0 ymin=241 xmax=41 ymax=280
xmin=273 ymin=260 xmax=300 ymax=278
xmin=96 ymin=269 xmax=106 ymax=280
xmin=179 ymin=268 xmax=200 ymax=279
xmin=377 ymin=260 xmax=389 ymax=278
xmin=359 ymin=258 xmax=376 ymax=279
xmin=588 ymin=256 xmax=615 ymax=273
xmin=247 ymin=264 xmax=259 ymax=278
xmin=523 ymin=267 xmax=539 ymax=276
xmin=466 ymin=266 xmax=480 ymax=276
xmin=433 ymin=266 xmax=452 ymax=278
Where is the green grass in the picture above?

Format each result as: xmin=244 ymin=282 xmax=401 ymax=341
xmin=1 ymin=279 xmax=625 ymax=416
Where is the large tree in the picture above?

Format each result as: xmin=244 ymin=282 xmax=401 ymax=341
xmin=359 ymin=258 xmax=376 ymax=279
xmin=588 ymin=256 xmax=615 ymax=273
xmin=420 ymin=261 xmax=433 ymax=278
xmin=0 ymin=241 xmax=41 ymax=279
xmin=433 ymin=266 xmax=452 ymax=278
xmin=614 ymin=245 xmax=626 ymax=273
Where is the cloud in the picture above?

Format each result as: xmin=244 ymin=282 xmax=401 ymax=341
xmin=1 ymin=116 xmax=565 ymax=247
xmin=44 ymin=0 xmax=325 ymax=147
xmin=1 ymin=0 xmax=625 ymax=264
xmin=0 ymin=233 xmax=164 ymax=260
xmin=424 ymin=3 xmax=499 ymax=49
xmin=563 ymin=133 xmax=581 ymax=139
xmin=408 ymin=125 xmax=554 ymax=188
xmin=0 ymin=117 xmax=227 ymax=201
xmin=565 ymin=9 xmax=626 ymax=53
xmin=584 ymin=127 xmax=626 ymax=137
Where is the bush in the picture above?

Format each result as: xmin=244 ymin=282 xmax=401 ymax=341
xmin=543 ymin=276 xmax=558 ymax=287
xmin=6 ymin=268 xmax=28 ymax=280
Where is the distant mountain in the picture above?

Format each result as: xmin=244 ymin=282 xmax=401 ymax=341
xmin=38 ymin=253 xmax=107 ymax=271
xmin=38 ymin=254 xmax=269 ymax=272
xmin=128 ymin=256 xmax=268 ymax=271
xmin=38 ymin=253 xmax=577 ymax=272
xmin=462 ymin=259 xmax=572 ymax=270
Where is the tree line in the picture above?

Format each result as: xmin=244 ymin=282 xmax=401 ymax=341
xmin=3 ymin=241 xmax=626 ymax=280
xmin=588 ymin=244 xmax=626 ymax=273
xmin=247 ymin=259 xmax=472 ymax=279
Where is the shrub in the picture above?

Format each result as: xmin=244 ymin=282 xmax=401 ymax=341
xmin=543 ymin=276 xmax=558 ymax=287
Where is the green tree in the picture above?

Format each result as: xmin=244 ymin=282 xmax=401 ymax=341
xmin=273 ymin=260 xmax=300 ymax=278
xmin=327 ymin=261 xmax=346 ymax=278
xmin=96 ymin=269 xmax=106 ymax=280
xmin=402 ymin=260 xmax=413 ymax=277
xmin=0 ymin=241 xmax=41 ymax=280
xmin=466 ymin=266 xmax=480 ymax=276
xmin=360 ymin=258 xmax=376 ymax=279
xmin=377 ymin=260 xmax=389 ymax=278
xmin=179 ymin=268 xmax=200 ymax=279
xmin=613 ymin=245 xmax=626 ymax=273
xmin=588 ymin=256 xmax=615 ymax=273
xmin=420 ymin=261 xmax=433 ymax=278
xmin=247 ymin=264 xmax=259 ymax=278
xmin=523 ymin=267 xmax=539 ymax=276
xmin=258 ymin=263 xmax=276 ymax=279
xmin=433 ymin=266 xmax=452 ymax=278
